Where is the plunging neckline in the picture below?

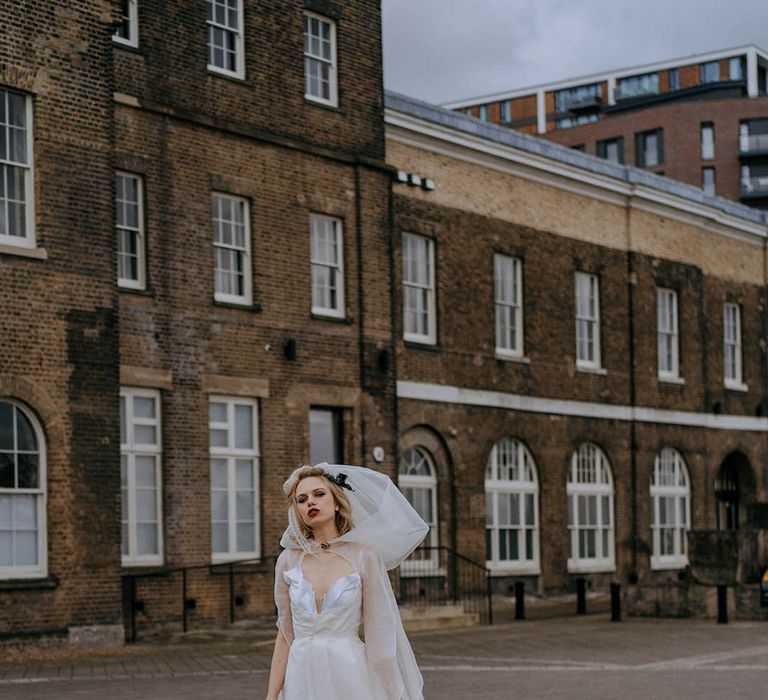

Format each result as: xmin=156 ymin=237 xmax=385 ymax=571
xmin=298 ymin=564 xmax=360 ymax=615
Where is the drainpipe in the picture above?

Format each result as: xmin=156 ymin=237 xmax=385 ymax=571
xmin=626 ymin=212 xmax=639 ymax=581
xmin=354 ymin=164 xmax=367 ymax=466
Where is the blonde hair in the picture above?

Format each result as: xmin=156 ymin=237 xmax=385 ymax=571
xmin=284 ymin=465 xmax=354 ymax=540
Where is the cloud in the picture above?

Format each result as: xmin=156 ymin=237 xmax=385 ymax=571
xmin=383 ymin=0 xmax=768 ymax=103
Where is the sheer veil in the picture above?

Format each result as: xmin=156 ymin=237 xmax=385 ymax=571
xmin=280 ymin=463 xmax=429 ymax=700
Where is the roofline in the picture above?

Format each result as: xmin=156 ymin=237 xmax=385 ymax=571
xmin=443 ymin=44 xmax=768 ymax=108
xmin=384 ymin=90 xmax=768 ymax=234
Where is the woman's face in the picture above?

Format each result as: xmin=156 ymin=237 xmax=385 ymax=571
xmin=294 ymin=476 xmax=337 ymax=531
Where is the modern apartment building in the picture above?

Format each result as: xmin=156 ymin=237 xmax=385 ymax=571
xmin=445 ymin=46 xmax=768 ymax=208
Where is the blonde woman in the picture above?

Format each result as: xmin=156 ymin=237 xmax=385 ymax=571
xmin=265 ymin=464 xmax=427 ymax=700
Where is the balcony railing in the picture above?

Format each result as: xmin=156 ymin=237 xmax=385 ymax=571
xmin=740 ymin=175 xmax=768 ymax=196
xmin=739 ymin=133 xmax=768 ymax=153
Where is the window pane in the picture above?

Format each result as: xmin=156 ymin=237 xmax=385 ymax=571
xmin=0 ymin=495 xmax=12 ymax=528
xmin=236 ymin=523 xmax=255 ymax=552
xmin=15 ymin=495 xmax=36 ymax=529
xmin=211 ymin=489 xmax=228 ymax=520
xmin=133 ymin=397 xmax=156 ymax=420
xmin=15 ymin=531 xmax=38 ymax=566
xmin=209 ymin=402 xmax=227 ymax=424
xmin=17 ymin=454 xmax=38 ymax=489
xmin=0 ymin=453 xmax=14 ymax=488
xmin=0 ymin=403 xmax=12 ymax=450
xmin=137 ymin=523 xmax=159 ymax=555
xmin=234 ymin=405 xmax=253 ymax=449
xmin=15 ymin=411 xmax=36 ymax=451
xmin=211 ymin=459 xmax=228 ymax=489
xmin=136 ymin=489 xmax=157 ymax=521
xmin=212 ymin=523 xmax=228 ymax=553
xmin=134 ymin=424 xmax=157 ymax=446
xmin=235 ymin=459 xmax=253 ymax=489
xmin=236 ymin=491 xmax=254 ymax=520
xmin=135 ymin=456 xmax=157 ymax=487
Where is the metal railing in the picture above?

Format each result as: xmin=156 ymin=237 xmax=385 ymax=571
xmin=123 ymin=545 xmax=493 ymax=643
xmin=122 ymin=556 xmax=277 ymax=643
xmin=740 ymin=133 xmax=768 ymax=152
xmin=391 ymin=545 xmax=493 ymax=625
xmin=740 ymin=175 xmax=768 ymax=195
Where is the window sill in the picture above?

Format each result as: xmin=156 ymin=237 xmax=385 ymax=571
xmin=566 ymin=560 xmax=616 ymax=574
xmin=121 ymin=565 xmax=172 ymax=578
xmin=650 ymin=557 xmax=689 ymax=571
xmin=724 ymin=380 xmax=749 ymax=393
xmin=0 ymin=243 xmax=48 ymax=260
xmin=404 ymin=339 xmax=440 ymax=352
xmin=207 ymin=68 xmax=251 ymax=86
xmin=304 ymin=95 xmax=340 ymax=112
xmin=311 ymin=311 xmax=353 ymax=324
xmin=658 ymin=374 xmax=685 ymax=385
xmin=112 ymin=39 xmax=143 ymax=54
xmin=213 ymin=299 xmax=262 ymax=313
xmin=0 ymin=575 xmax=58 ymax=591
xmin=487 ymin=563 xmax=541 ymax=576
xmin=495 ymin=352 xmax=530 ymax=364
xmin=119 ymin=285 xmax=154 ymax=297
xmin=576 ymin=364 xmax=607 ymax=376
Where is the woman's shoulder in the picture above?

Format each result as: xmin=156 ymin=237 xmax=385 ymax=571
xmin=275 ymin=547 xmax=299 ymax=570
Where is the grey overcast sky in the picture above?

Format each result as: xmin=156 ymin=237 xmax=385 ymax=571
xmin=382 ymin=0 xmax=768 ymax=105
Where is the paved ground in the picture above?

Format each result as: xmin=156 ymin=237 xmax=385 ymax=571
xmin=2 ymin=615 xmax=768 ymax=699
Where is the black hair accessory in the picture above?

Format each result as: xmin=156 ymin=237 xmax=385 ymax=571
xmin=326 ymin=471 xmax=354 ymax=492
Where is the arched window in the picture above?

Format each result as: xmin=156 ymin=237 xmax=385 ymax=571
xmin=399 ymin=447 xmax=438 ymax=571
xmin=0 ymin=400 xmax=47 ymax=579
xmin=485 ymin=438 xmax=539 ymax=573
xmin=651 ymin=448 xmax=690 ymax=569
xmin=567 ymin=443 xmax=614 ymax=571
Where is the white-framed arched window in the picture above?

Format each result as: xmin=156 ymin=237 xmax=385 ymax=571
xmin=399 ymin=447 xmax=438 ymax=573
xmin=0 ymin=400 xmax=47 ymax=579
xmin=651 ymin=447 xmax=690 ymax=569
xmin=567 ymin=443 xmax=614 ymax=572
xmin=485 ymin=438 xmax=539 ymax=574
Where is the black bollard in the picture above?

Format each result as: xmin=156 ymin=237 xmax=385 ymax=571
xmin=717 ymin=584 xmax=728 ymax=624
xmin=576 ymin=577 xmax=587 ymax=615
xmin=515 ymin=581 xmax=525 ymax=620
xmin=610 ymin=582 xmax=621 ymax=622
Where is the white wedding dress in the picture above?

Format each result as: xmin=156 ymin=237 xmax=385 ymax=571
xmin=275 ymin=541 xmax=423 ymax=700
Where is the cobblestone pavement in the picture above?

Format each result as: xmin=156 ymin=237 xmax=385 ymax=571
xmin=2 ymin=616 xmax=768 ymax=699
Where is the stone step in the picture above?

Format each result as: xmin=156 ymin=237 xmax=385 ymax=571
xmin=399 ymin=604 xmax=481 ymax=632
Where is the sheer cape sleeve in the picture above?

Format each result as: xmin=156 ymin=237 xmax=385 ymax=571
xmin=274 ymin=548 xmax=295 ymax=645
xmin=361 ymin=544 xmax=424 ymax=700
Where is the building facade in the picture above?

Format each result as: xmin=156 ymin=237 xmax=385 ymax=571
xmin=386 ymin=95 xmax=768 ymax=614
xmin=2 ymin=4 xmax=768 ymax=647
xmin=446 ymin=46 xmax=768 ymax=208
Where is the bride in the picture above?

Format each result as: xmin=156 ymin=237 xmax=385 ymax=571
xmin=265 ymin=464 xmax=428 ymax=700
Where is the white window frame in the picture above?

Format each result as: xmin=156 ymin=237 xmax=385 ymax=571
xmin=310 ymin=213 xmax=345 ymax=318
xmin=399 ymin=448 xmax=440 ymax=576
xmin=500 ymin=100 xmax=512 ymax=122
xmin=0 ymin=400 xmax=47 ymax=580
xmin=479 ymin=105 xmax=489 ymax=121
xmin=567 ymin=443 xmax=615 ymax=573
xmin=702 ymin=167 xmax=716 ymax=197
xmin=0 ymin=89 xmax=35 ymax=249
xmin=485 ymin=439 xmax=540 ymax=575
xmin=701 ymin=123 xmax=715 ymax=160
xmin=402 ymin=233 xmax=436 ymax=344
xmin=113 ymin=0 xmax=139 ymax=48
xmin=209 ymin=396 xmax=260 ymax=563
xmin=120 ymin=388 xmax=163 ymax=567
xmin=303 ymin=12 xmax=337 ymax=107
xmin=575 ymin=272 xmax=601 ymax=370
xmin=116 ymin=171 xmax=145 ymax=290
xmin=212 ymin=192 xmax=252 ymax=306
xmin=657 ymin=287 xmax=681 ymax=381
xmin=723 ymin=302 xmax=747 ymax=390
xmin=207 ymin=0 xmax=245 ymax=79
xmin=494 ymin=254 xmax=523 ymax=358
xmin=650 ymin=448 xmax=690 ymax=570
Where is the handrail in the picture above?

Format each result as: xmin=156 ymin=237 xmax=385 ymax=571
xmin=123 ymin=545 xmax=493 ymax=642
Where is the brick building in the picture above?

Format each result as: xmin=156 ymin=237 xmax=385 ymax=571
xmin=445 ymin=46 xmax=768 ymax=208
xmin=386 ymin=94 xmax=768 ymax=615
xmin=1 ymin=3 xmax=768 ymax=647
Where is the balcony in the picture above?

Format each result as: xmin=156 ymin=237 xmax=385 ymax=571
xmin=740 ymin=174 xmax=768 ymax=200
xmin=739 ymin=133 xmax=768 ymax=158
